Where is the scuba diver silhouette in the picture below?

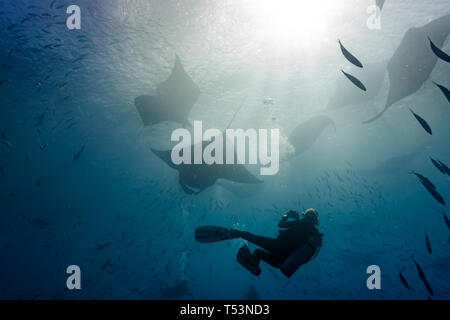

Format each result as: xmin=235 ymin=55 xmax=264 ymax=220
xmin=195 ymin=208 xmax=323 ymax=277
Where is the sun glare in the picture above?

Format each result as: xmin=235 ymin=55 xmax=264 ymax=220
xmin=244 ymin=0 xmax=341 ymax=48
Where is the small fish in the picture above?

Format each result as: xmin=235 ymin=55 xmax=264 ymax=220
xmin=35 ymin=178 xmax=41 ymax=187
xmin=341 ymin=70 xmax=366 ymax=91
xmin=1 ymin=138 xmax=11 ymax=148
xmin=430 ymin=157 xmax=450 ymax=176
xmin=432 ymin=82 xmax=450 ymax=104
xmin=39 ymin=143 xmax=48 ymax=151
xmin=429 ymin=157 xmax=446 ymax=174
xmin=338 ymin=40 xmax=363 ymax=68
xmin=73 ymin=146 xmax=85 ymax=161
xmin=58 ymin=82 xmax=68 ymax=89
xmin=443 ymin=210 xmax=450 ymax=229
xmin=410 ymin=171 xmax=446 ymax=205
xmin=6 ymin=24 xmax=16 ymax=31
xmin=412 ymin=258 xmax=434 ymax=296
xmin=101 ymin=259 xmax=113 ymax=271
xmin=410 ymin=109 xmax=432 ymax=135
xmin=428 ymin=36 xmax=450 ymax=63
xmin=65 ymin=121 xmax=78 ymax=129
xmin=36 ymin=110 xmax=47 ymax=126
xmin=425 ymin=233 xmax=432 ymax=254
xmin=398 ymin=271 xmax=410 ymax=290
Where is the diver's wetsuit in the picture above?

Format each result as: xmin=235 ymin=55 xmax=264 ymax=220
xmin=238 ymin=212 xmax=319 ymax=268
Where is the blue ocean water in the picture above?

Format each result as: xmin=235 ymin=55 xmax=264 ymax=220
xmin=0 ymin=0 xmax=449 ymax=299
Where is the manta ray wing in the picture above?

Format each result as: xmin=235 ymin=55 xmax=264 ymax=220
xmin=157 ymin=55 xmax=200 ymax=121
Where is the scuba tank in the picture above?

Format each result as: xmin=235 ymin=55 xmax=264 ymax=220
xmin=280 ymin=233 xmax=323 ymax=278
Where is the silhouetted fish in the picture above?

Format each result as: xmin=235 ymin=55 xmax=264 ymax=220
xmin=412 ymin=258 xmax=434 ymax=296
xmin=363 ymin=15 xmax=450 ymax=123
xmin=101 ymin=258 xmax=113 ymax=271
xmin=39 ymin=143 xmax=48 ymax=151
xmin=429 ymin=157 xmax=450 ymax=175
xmin=410 ymin=171 xmax=434 ymax=189
xmin=338 ymin=40 xmax=363 ymax=68
xmin=410 ymin=109 xmax=432 ymax=135
xmin=399 ymin=271 xmax=410 ymax=290
xmin=1 ymin=132 xmax=11 ymax=148
xmin=288 ymin=115 xmax=336 ymax=156
xmin=428 ymin=36 xmax=450 ymax=62
xmin=430 ymin=157 xmax=445 ymax=174
xmin=443 ymin=210 xmax=450 ymax=228
xmin=327 ymin=60 xmax=386 ymax=110
xmin=425 ymin=233 xmax=432 ymax=254
xmin=432 ymin=82 xmax=450 ymax=103
xmin=341 ymin=70 xmax=366 ymax=91
xmin=73 ymin=145 xmax=85 ymax=161
xmin=135 ymin=55 xmax=199 ymax=127
xmin=410 ymin=171 xmax=446 ymax=205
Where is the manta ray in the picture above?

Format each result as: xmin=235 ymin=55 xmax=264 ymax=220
xmin=135 ymin=55 xmax=200 ymax=127
xmin=151 ymin=136 xmax=262 ymax=195
xmin=376 ymin=0 xmax=386 ymax=11
xmin=363 ymin=14 xmax=450 ymax=123
xmin=288 ymin=115 xmax=336 ymax=156
xmin=327 ymin=61 xmax=387 ymax=110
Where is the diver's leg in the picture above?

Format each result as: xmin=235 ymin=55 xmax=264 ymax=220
xmin=237 ymin=245 xmax=261 ymax=276
xmin=253 ymin=249 xmax=284 ymax=269
xmin=239 ymin=231 xmax=280 ymax=253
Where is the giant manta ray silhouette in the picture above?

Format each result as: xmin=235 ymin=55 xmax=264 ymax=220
xmin=363 ymin=14 xmax=450 ymax=123
xmin=151 ymin=135 xmax=263 ymax=195
xmin=135 ymin=55 xmax=200 ymax=127
xmin=288 ymin=115 xmax=336 ymax=156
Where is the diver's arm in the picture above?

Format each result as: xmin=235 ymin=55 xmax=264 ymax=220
xmin=278 ymin=210 xmax=299 ymax=228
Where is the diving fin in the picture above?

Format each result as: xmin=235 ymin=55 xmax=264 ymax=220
xmin=237 ymin=245 xmax=261 ymax=276
xmin=194 ymin=226 xmax=240 ymax=243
